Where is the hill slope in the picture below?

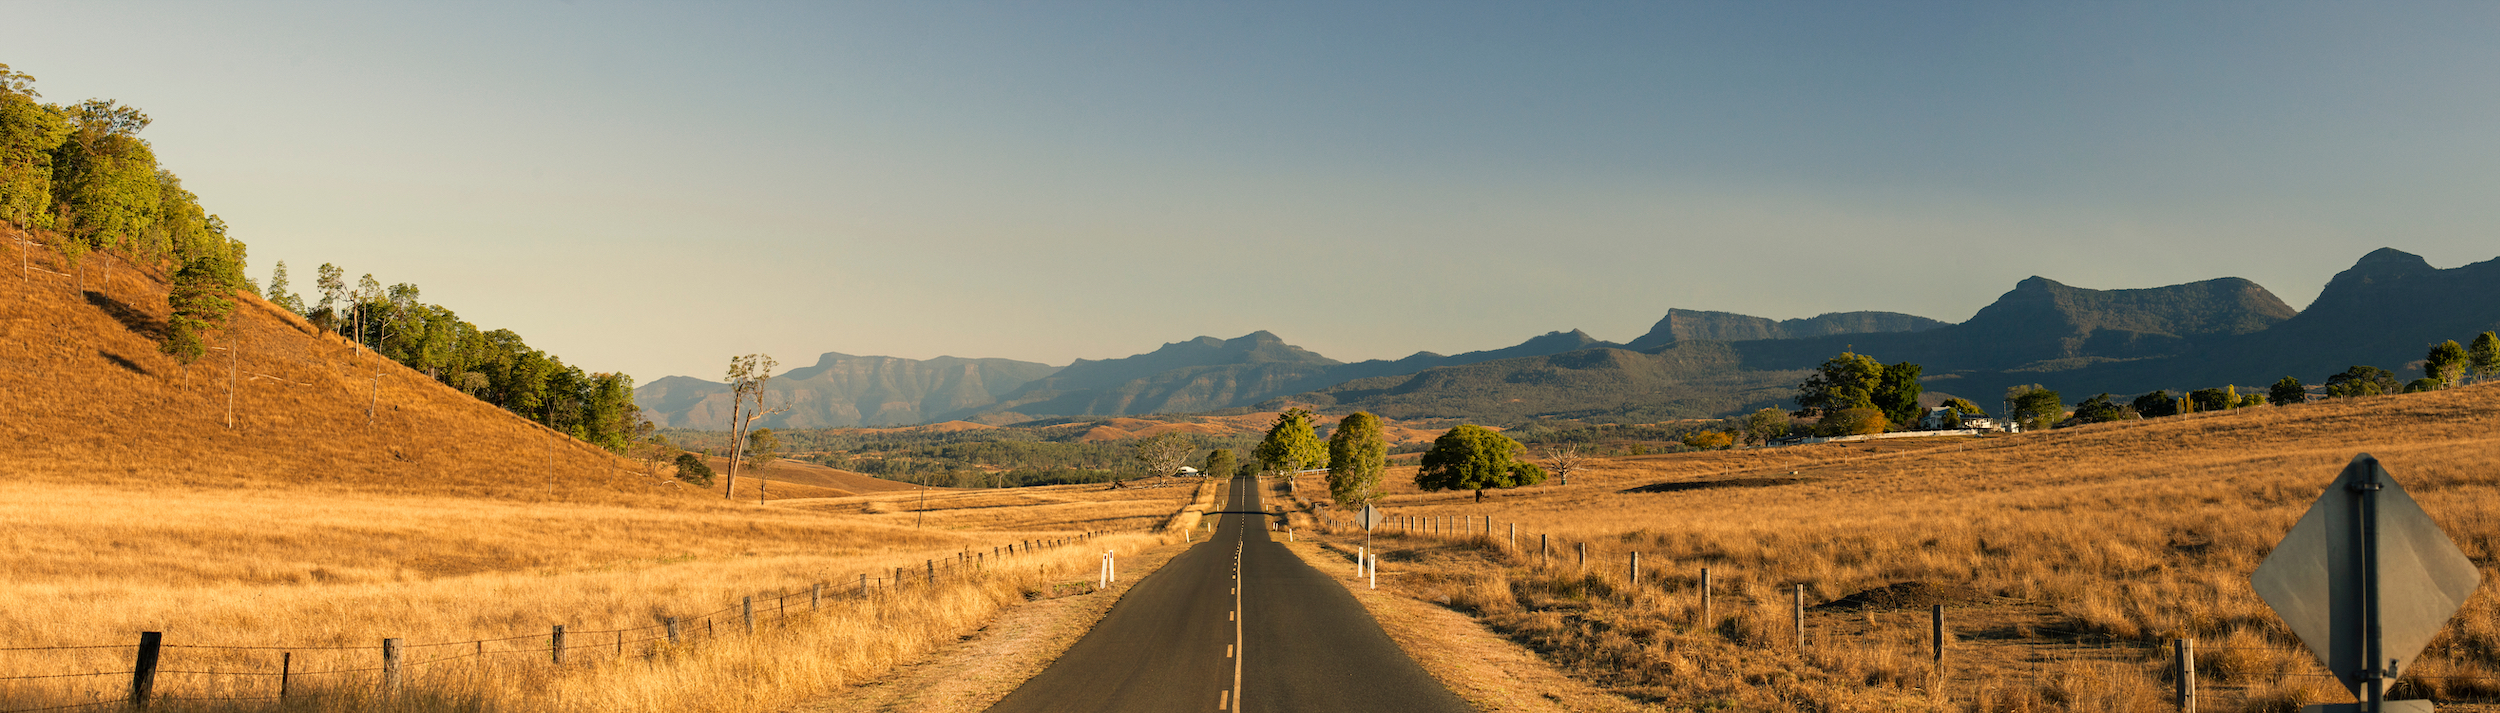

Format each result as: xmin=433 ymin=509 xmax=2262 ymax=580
xmin=1621 ymin=309 xmax=1945 ymax=350
xmin=0 ymin=226 xmax=687 ymax=502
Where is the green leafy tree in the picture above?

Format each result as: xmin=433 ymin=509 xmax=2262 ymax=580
xmin=1415 ymin=424 xmax=1546 ymax=503
xmin=722 ymin=354 xmax=782 ymax=500
xmin=49 ymin=100 xmax=159 ymax=284
xmin=1325 ymin=412 xmax=1387 ymax=507
xmin=2471 ymin=332 xmax=2500 ymax=384
xmin=672 ymin=452 xmax=716 ymax=487
xmin=263 ymin=260 xmax=306 ymax=315
xmin=2132 ymin=390 xmax=2180 ymax=418
xmin=2188 ymin=388 xmax=2235 ymax=412
xmin=1793 ymin=352 xmax=1883 ymax=420
xmin=1871 ymin=361 xmax=1923 ymax=429
xmin=2325 ymin=365 xmax=2398 ymax=398
xmin=1252 ymin=407 xmax=1326 ymax=476
xmin=2006 ymin=384 xmax=2063 ymax=431
xmin=1203 ymin=448 xmax=1236 ymax=479
xmin=313 ymin=262 xmax=346 ymax=331
xmin=2424 ymin=340 xmax=2468 ymax=388
xmin=2404 ymin=378 xmax=2442 ymax=393
xmin=2269 ymin=377 xmax=2306 ymax=406
xmin=0 ymin=64 xmax=70 ymax=229
xmin=1740 ymin=407 xmax=1792 ymax=444
xmin=162 ymin=251 xmax=239 ymax=365
xmin=2071 ymin=394 xmax=2128 ymax=423
xmin=747 ymin=428 xmax=780 ymax=468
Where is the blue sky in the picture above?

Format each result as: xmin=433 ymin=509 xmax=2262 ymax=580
xmin=10 ymin=2 xmax=2499 ymax=383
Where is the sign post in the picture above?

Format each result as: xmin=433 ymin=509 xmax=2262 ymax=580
xmin=2251 ymin=454 xmax=2480 ymax=713
xmin=1358 ymin=504 xmax=1383 ymax=577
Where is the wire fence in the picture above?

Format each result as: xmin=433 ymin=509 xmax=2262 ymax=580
xmin=1302 ymin=504 xmax=2500 ymax=712
xmin=0 ymin=533 xmax=1102 ymax=712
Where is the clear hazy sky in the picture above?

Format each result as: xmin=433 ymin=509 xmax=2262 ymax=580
xmin=11 ymin=2 xmax=2499 ymax=384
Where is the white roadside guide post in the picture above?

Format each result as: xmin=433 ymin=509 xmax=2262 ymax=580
xmin=1357 ymin=503 xmax=1383 ymax=579
xmin=2251 ymin=454 xmax=2482 ymax=713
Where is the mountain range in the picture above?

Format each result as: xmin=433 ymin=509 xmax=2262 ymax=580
xmin=636 ymin=248 xmax=2500 ymax=431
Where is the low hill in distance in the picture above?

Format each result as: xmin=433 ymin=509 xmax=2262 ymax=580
xmin=639 ymin=352 xmax=1059 ymax=430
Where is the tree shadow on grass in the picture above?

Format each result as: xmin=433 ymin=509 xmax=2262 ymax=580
xmin=97 ymin=350 xmax=152 ymax=376
xmin=84 ymin=290 xmax=166 ymax=342
xmin=1618 ymin=477 xmax=1806 ymax=494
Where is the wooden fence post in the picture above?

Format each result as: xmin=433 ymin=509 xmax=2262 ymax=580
xmin=666 ymin=617 xmax=681 ymax=644
xmin=927 ymin=559 xmax=936 ymax=585
xmin=1541 ymin=534 xmax=1549 ymax=565
xmin=1509 ymin=523 xmax=1516 ymax=551
xmin=2176 ymin=638 xmax=2196 ymax=712
xmin=859 ymin=573 xmax=868 ymax=596
xmin=743 ymin=596 xmax=755 ymax=634
xmin=812 ymin=583 xmax=823 ymax=611
xmin=382 ymin=638 xmax=403 ymax=695
xmin=1630 ymin=552 xmax=1640 ymax=587
xmin=552 ymin=625 xmax=567 ymax=666
xmin=1794 ymin=584 xmax=1807 ymax=649
xmin=1930 ymin=605 xmax=1945 ymax=663
xmin=130 ymin=631 xmax=162 ymax=709
xmin=1700 ymin=568 xmax=1713 ymax=629
xmin=1577 ymin=542 xmax=1586 ymax=572
xmin=279 ymin=652 xmax=292 ymax=700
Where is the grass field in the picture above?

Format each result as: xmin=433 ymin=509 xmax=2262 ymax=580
xmin=0 ymin=231 xmax=1194 ymax=712
xmin=1287 ymin=383 xmax=2500 ymax=712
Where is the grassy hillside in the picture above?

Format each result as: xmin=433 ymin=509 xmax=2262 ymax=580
xmin=1281 ymin=380 xmax=2500 ymax=711
xmin=1298 ymin=342 xmax=1810 ymax=423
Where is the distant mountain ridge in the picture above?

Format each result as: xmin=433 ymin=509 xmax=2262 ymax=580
xmin=638 ymin=353 xmax=1059 ymax=429
xmin=1622 ymin=309 xmax=1945 ymax=350
xmin=639 ymin=248 xmax=2495 ymax=430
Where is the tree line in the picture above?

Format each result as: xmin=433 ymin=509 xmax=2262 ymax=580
xmin=2 ymin=64 xmax=640 ymax=454
xmin=1741 ymin=333 xmax=2500 ymax=444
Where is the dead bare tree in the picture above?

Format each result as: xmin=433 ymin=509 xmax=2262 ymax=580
xmin=1542 ymin=443 xmax=1587 ymax=486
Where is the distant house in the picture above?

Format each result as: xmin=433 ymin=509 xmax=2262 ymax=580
xmin=1920 ymin=406 xmax=2005 ymax=432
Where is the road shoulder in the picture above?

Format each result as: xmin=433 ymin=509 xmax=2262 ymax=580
xmin=1273 ymin=538 xmax=1663 ymax=713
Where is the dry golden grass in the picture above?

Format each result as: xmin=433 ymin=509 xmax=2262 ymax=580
xmin=0 ymin=229 xmax=1197 ymax=712
xmin=1292 ymin=383 xmax=2500 ymax=712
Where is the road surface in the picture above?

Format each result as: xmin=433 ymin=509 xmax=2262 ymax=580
xmin=986 ymin=475 xmax=1470 ymax=713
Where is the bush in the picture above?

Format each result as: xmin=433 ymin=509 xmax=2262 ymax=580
xmin=672 ymin=453 xmax=715 ymax=486
xmin=1819 ymin=407 xmax=1888 ymax=436
xmin=2071 ymin=394 xmax=2130 ymax=424
xmin=1681 ymin=430 xmax=1734 ymax=450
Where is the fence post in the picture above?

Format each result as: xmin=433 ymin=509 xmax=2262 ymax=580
xmin=1577 ymin=542 xmax=1586 ymax=572
xmin=859 ymin=573 xmax=868 ymax=597
xmin=1541 ymin=534 xmax=1549 ymax=565
xmin=927 ymin=559 xmax=936 ymax=585
xmin=130 ymin=631 xmax=162 ymax=709
xmin=1701 ymin=568 xmax=1713 ymax=629
xmin=1931 ymin=605 xmax=1945 ymax=663
xmin=382 ymin=638 xmax=403 ymax=695
xmin=279 ymin=651 xmax=292 ymax=700
xmin=666 ymin=617 xmax=681 ymax=644
xmin=2176 ymin=638 xmax=2196 ymax=712
xmin=1630 ymin=552 xmax=1640 ymax=587
xmin=552 ymin=625 xmax=567 ymax=666
xmin=1794 ymin=584 xmax=1807 ymax=649
xmin=743 ymin=596 xmax=755 ymax=634
xmin=812 ymin=583 xmax=823 ymax=611
xmin=1509 ymin=523 xmax=1516 ymax=551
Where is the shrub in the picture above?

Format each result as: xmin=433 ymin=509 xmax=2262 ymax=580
xmin=672 ymin=453 xmax=715 ymax=486
xmin=1681 ymin=430 xmax=1734 ymax=450
xmin=1819 ymin=407 xmax=1887 ymax=436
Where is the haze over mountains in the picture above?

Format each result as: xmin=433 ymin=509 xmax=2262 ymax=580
xmin=637 ymin=248 xmax=2500 ymax=431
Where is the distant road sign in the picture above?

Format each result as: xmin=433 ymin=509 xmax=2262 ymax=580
xmin=2251 ymin=454 xmax=2479 ymax=712
xmin=1358 ymin=504 xmax=1383 ymax=532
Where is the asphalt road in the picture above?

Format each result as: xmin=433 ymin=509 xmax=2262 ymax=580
xmin=986 ymin=475 xmax=1470 ymax=713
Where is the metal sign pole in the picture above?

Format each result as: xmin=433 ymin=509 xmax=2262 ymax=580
xmin=2356 ymin=472 xmax=2383 ymax=712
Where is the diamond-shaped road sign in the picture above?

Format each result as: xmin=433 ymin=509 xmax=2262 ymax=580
xmin=2251 ymin=454 xmax=2480 ymax=712
xmin=1358 ymin=504 xmax=1383 ymax=532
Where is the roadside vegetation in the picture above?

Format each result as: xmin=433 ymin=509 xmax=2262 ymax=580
xmin=1285 ymin=382 xmax=2500 ymax=712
